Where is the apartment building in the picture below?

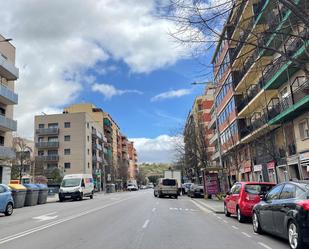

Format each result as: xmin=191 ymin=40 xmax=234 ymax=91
xmin=210 ymin=0 xmax=309 ymax=183
xmin=0 ymin=35 xmax=18 ymax=184
xmin=34 ymin=112 xmax=105 ymax=189
xmin=128 ymin=141 xmax=138 ymax=180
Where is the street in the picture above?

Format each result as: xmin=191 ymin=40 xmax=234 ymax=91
xmin=0 ymin=190 xmax=290 ymax=249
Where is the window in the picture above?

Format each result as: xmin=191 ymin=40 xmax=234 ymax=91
xmin=64 ymin=135 xmax=71 ymax=141
xmin=88 ymin=162 xmax=90 ymax=168
xmin=38 ymin=150 xmax=44 ymax=156
xmin=38 ymin=124 xmax=45 ymax=128
xmin=47 ymin=163 xmax=57 ymax=170
xmin=48 ymin=150 xmax=58 ymax=155
xmin=87 ymin=136 xmax=89 ymax=142
xmin=231 ymin=183 xmax=241 ymax=194
xmin=266 ymin=184 xmax=284 ymax=201
xmin=48 ymin=137 xmax=58 ymax=142
xmin=88 ymin=149 xmax=90 ymax=155
xmin=64 ymin=162 xmax=71 ymax=169
xmin=64 ymin=149 xmax=71 ymax=155
xmin=38 ymin=137 xmax=44 ymax=142
xmin=299 ymin=119 xmax=309 ymax=140
xmin=0 ymin=185 xmax=6 ymax=193
xmin=87 ymin=122 xmax=89 ymax=128
xmin=48 ymin=123 xmax=58 ymax=128
xmin=296 ymin=187 xmax=307 ymax=200
xmin=280 ymin=184 xmax=296 ymax=199
xmin=64 ymin=122 xmax=70 ymax=128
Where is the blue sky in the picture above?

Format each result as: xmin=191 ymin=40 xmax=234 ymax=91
xmin=1 ymin=0 xmax=214 ymax=163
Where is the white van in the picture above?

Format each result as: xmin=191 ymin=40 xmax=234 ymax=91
xmin=59 ymin=174 xmax=94 ymax=201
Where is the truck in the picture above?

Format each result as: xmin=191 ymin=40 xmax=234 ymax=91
xmin=164 ymin=170 xmax=182 ymax=195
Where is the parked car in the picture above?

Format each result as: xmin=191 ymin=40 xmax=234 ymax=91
xmin=224 ymin=182 xmax=275 ymax=222
xmin=0 ymin=184 xmax=14 ymax=216
xmin=154 ymin=178 xmax=178 ymax=199
xmin=188 ymin=184 xmax=204 ymax=198
xmin=127 ymin=184 xmax=138 ymax=191
xmin=252 ymin=181 xmax=309 ymax=249
xmin=182 ymin=183 xmax=193 ymax=194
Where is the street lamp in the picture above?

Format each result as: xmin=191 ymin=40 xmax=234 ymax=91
xmin=0 ymin=38 xmax=12 ymax=42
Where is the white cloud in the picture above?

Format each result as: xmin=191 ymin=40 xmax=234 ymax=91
xmin=92 ymin=83 xmax=143 ymax=99
xmin=0 ymin=0 xmax=193 ymax=137
xmin=130 ymin=135 xmax=183 ymax=163
xmin=151 ymin=89 xmax=192 ymax=102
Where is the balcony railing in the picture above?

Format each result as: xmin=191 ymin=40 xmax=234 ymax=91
xmin=35 ymin=141 xmax=59 ymax=148
xmin=36 ymin=155 xmax=59 ymax=161
xmin=0 ymin=84 xmax=18 ymax=105
xmin=0 ymin=54 xmax=19 ymax=80
xmin=0 ymin=114 xmax=17 ymax=131
xmin=238 ymin=81 xmax=265 ymax=112
xmin=36 ymin=127 xmax=59 ymax=135
xmin=0 ymin=146 xmax=15 ymax=159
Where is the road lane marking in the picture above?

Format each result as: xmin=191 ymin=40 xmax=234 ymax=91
xmin=33 ymin=212 xmax=58 ymax=222
xmin=217 ymin=216 xmax=222 ymax=220
xmin=0 ymin=196 xmax=137 ymax=245
xmin=258 ymin=242 xmax=273 ymax=249
xmin=223 ymin=220 xmax=228 ymax=223
xmin=232 ymin=226 xmax=239 ymax=230
xmin=152 ymin=208 xmax=156 ymax=212
xmin=142 ymin=219 xmax=150 ymax=229
xmin=241 ymin=232 xmax=252 ymax=238
xmin=190 ymin=199 xmax=211 ymax=213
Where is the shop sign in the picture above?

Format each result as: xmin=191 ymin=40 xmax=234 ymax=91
xmin=205 ymin=172 xmax=219 ymax=195
xmin=300 ymin=152 xmax=309 ymax=161
xmin=267 ymin=161 xmax=275 ymax=170
xmin=254 ymin=165 xmax=262 ymax=172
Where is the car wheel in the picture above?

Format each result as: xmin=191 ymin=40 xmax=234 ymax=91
xmin=237 ymin=207 xmax=245 ymax=223
xmin=59 ymin=197 xmax=64 ymax=202
xmin=175 ymin=194 xmax=178 ymax=199
xmin=252 ymin=212 xmax=263 ymax=234
xmin=288 ymin=221 xmax=304 ymax=249
xmin=79 ymin=192 xmax=83 ymax=201
xmin=224 ymin=203 xmax=231 ymax=217
xmin=90 ymin=192 xmax=94 ymax=199
xmin=154 ymin=192 xmax=157 ymax=197
xmin=5 ymin=203 xmax=13 ymax=216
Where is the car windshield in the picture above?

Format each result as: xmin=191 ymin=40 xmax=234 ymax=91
xmin=162 ymin=179 xmax=176 ymax=186
xmin=61 ymin=179 xmax=81 ymax=187
xmin=245 ymin=184 xmax=274 ymax=195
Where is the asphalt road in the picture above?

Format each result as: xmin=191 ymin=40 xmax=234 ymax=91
xmin=0 ymin=190 xmax=291 ymax=249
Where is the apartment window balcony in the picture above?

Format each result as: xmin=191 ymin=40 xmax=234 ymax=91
xmin=35 ymin=155 xmax=59 ymax=161
xmin=209 ymin=132 xmax=218 ymax=145
xmin=0 ymin=54 xmax=19 ymax=80
xmin=36 ymin=127 xmax=59 ymax=135
xmin=0 ymin=146 xmax=15 ymax=160
xmin=0 ymin=84 xmax=18 ymax=105
xmin=35 ymin=141 xmax=59 ymax=148
xmin=0 ymin=114 xmax=17 ymax=132
xmin=211 ymin=150 xmax=220 ymax=161
xmin=93 ymin=156 xmax=103 ymax=163
xmin=268 ymin=79 xmax=309 ymax=125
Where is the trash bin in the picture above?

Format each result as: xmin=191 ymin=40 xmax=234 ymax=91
xmin=23 ymin=184 xmax=39 ymax=206
xmin=36 ymin=184 xmax=48 ymax=204
xmin=8 ymin=184 xmax=27 ymax=208
xmin=106 ymin=184 xmax=115 ymax=193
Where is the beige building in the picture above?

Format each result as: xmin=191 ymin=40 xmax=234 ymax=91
xmin=0 ymin=35 xmax=19 ymax=184
xmin=34 ymin=112 xmax=105 ymax=189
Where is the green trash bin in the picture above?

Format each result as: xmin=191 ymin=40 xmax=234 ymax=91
xmin=36 ymin=184 xmax=48 ymax=204
xmin=8 ymin=184 xmax=27 ymax=208
xmin=23 ymin=184 xmax=39 ymax=206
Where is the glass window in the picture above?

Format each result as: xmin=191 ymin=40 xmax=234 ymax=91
xmin=0 ymin=185 xmax=6 ymax=193
xmin=48 ymin=137 xmax=58 ymax=142
xmin=296 ymin=187 xmax=307 ymax=200
xmin=245 ymin=184 xmax=274 ymax=195
xmin=299 ymin=119 xmax=309 ymax=140
xmin=280 ymin=184 xmax=296 ymax=199
xmin=38 ymin=150 xmax=44 ymax=156
xmin=64 ymin=135 xmax=70 ymax=141
xmin=266 ymin=184 xmax=284 ymax=201
xmin=38 ymin=124 xmax=44 ymax=128
xmin=48 ymin=150 xmax=58 ymax=155
xmin=48 ymin=123 xmax=58 ymax=128
xmin=231 ymin=183 xmax=241 ymax=194
xmin=64 ymin=162 xmax=71 ymax=169
xmin=64 ymin=149 xmax=71 ymax=155
xmin=64 ymin=122 xmax=71 ymax=128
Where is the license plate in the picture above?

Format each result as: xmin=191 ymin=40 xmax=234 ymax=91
xmin=65 ymin=196 xmax=71 ymax=198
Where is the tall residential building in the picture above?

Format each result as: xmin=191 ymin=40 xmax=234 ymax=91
xmin=210 ymin=0 xmax=309 ymax=184
xmin=128 ymin=141 xmax=138 ymax=180
xmin=34 ymin=112 xmax=105 ymax=189
xmin=0 ymin=35 xmax=18 ymax=184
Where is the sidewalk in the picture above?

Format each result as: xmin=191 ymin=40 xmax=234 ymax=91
xmin=197 ymin=198 xmax=224 ymax=214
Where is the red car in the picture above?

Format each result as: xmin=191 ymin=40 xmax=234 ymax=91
xmin=224 ymin=182 xmax=275 ymax=222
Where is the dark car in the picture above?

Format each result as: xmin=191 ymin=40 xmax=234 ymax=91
xmin=224 ymin=182 xmax=275 ymax=222
xmin=252 ymin=181 xmax=309 ymax=249
xmin=188 ymin=184 xmax=204 ymax=198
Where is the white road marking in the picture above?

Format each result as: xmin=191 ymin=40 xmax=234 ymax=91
xmin=232 ymin=226 xmax=239 ymax=230
xmin=142 ymin=219 xmax=150 ymax=229
xmin=190 ymin=199 xmax=211 ymax=214
xmin=169 ymin=207 xmax=178 ymax=210
xmin=217 ymin=216 xmax=222 ymax=220
xmin=241 ymin=232 xmax=252 ymax=238
xmin=223 ymin=220 xmax=228 ymax=224
xmin=0 ymin=196 xmax=137 ymax=245
xmin=152 ymin=208 xmax=156 ymax=212
xmin=33 ymin=212 xmax=58 ymax=222
xmin=258 ymin=242 xmax=273 ymax=249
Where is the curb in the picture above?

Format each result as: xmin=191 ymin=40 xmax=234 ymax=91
xmin=199 ymin=201 xmax=225 ymax=214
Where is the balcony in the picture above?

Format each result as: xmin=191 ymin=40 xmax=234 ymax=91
xmin=211 ymin=150 xmax=220 ymax=161
xmin=0 ymin=54 xmax=19 ymax=80
xmin=35 ymin=141 xmax=59 ymax=148
xmin=93 ymin=156 xmax=103 ymax=163
xmin=209 ymin=132 xmax=218 ymax=145
xmin=36 ymin=127 xmax=59 ymax=135
xmin=0 ymin=114 xmax=17 ymax=131
xmin=268 ymin=79 xmax=309 ymax=125
xmin=36 ymin=155 xmax=59 ymax=161
xmin=0 ymin=146 xmax=15 ymax=160
xmin=0 ymin=84 xmax=18 ymax=105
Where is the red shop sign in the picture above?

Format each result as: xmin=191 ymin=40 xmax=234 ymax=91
xmin=267 ymin=161 xmax=275 ymax=169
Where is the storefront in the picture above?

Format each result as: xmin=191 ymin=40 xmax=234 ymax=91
xmin=253 ymin=165 xmax=263 ymax=182
xmin=0 ymin=165 xmax=11 ymax=184
xmin=276 ymin=164 xmax=289 ymax=183
xmin=287 ymin=155 xmax=301 ymax=180
xmin=300 ymin=152 xmax=309 ymax=180
xmin=240 ymin=161 xmax=252 ymax=181
xmin=267 ymin=161 xmax=277 ymax=183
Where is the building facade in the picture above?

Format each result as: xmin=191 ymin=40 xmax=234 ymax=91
xmin=0 ymin=35 xmax=19 ymax=184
